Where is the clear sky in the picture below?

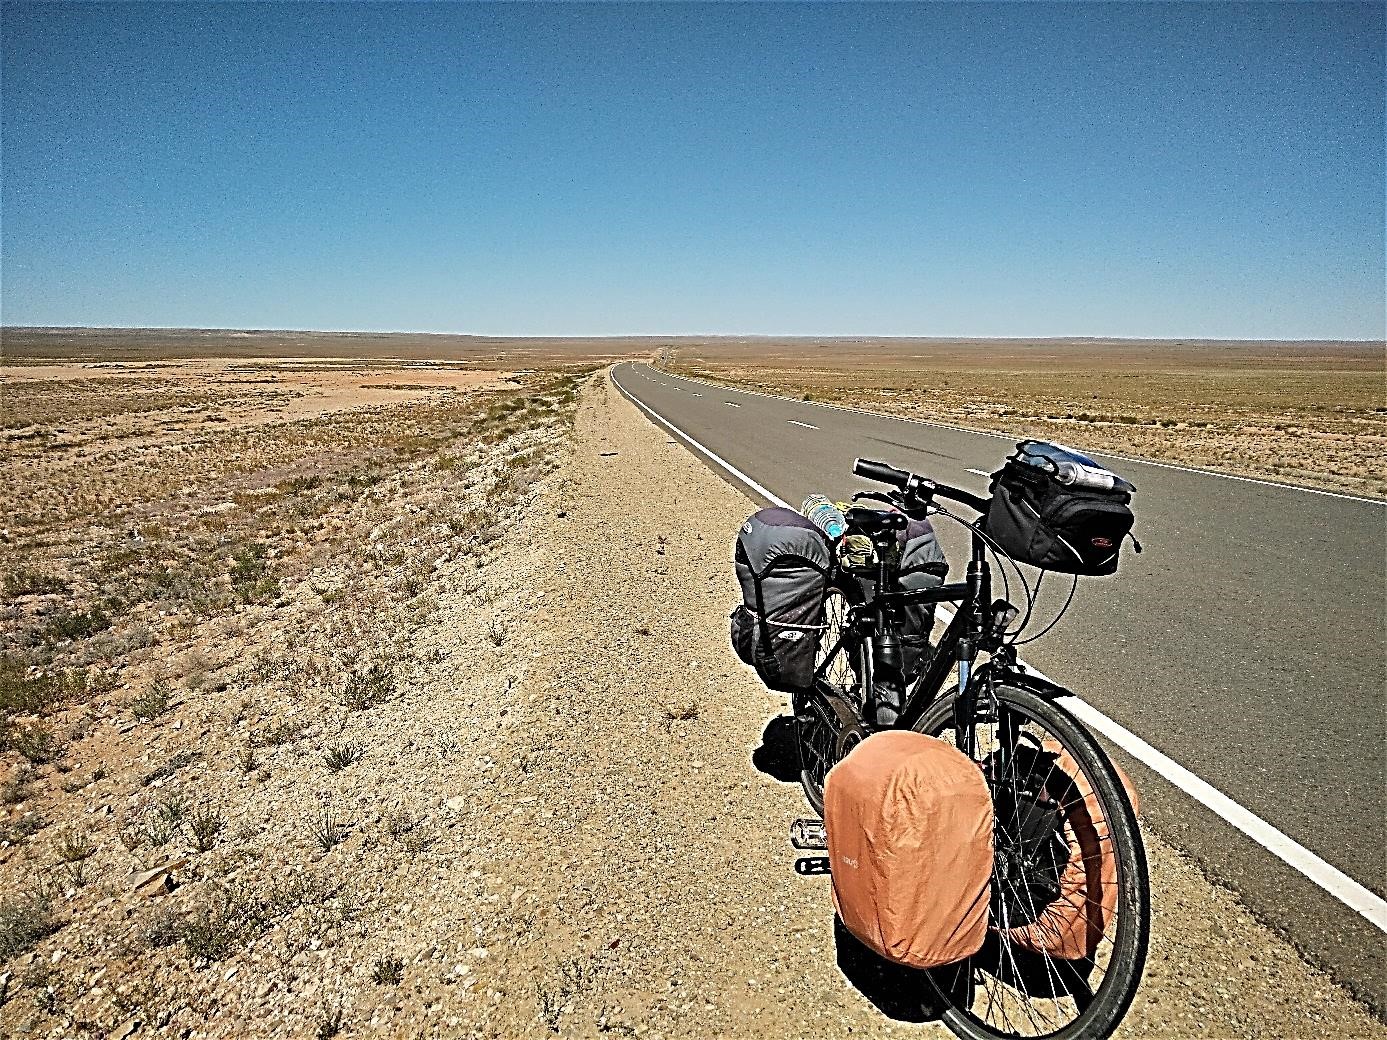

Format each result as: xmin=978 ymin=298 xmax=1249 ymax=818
xmin=1 ymin=1 xmax=1383 ymax=339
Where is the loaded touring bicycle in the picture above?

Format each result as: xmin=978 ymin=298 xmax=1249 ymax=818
xmin=732 ymin=441 xmax=1151 ymax=1040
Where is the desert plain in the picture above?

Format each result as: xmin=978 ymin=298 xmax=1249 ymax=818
xmin=1 ymin=328 xmax=1384 ymax=1038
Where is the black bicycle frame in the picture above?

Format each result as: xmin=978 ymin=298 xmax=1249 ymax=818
xmin=818 ymin=526 xmax=999 ymax=748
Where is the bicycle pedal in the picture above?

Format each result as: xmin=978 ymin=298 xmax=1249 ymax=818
xmin=794 ymin=856 xmax=831 ymax=876
xmin=789 ymin=818 xmax=828 ymax=850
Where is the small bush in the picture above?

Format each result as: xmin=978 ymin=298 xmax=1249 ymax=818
xmin=372 ymin=955 xmax=405 ymax=985
xmin=256 ymin=718 xmax=308 ymax=747
xmin=12 ymin=724 xmax=61 ymax=764
xmin=0 ymin=888 xmax=61 ymax=958
xmin=316 ymin=1001 xmax=344 ymax=1040
xmin=130 ymin=680 xmax=173 ymax=721
xmin=340 ymin=662 xmax=395 ymax=712
xmin=41 ymin=607 xmax=112 ymax=644
xmin=3 ymin=570 xmax=70 ymax=599
xmin=187 ymin=809 xmax=224 ymax=852
xmin=312 ymin=809 xmax=344 ymax=853
xmin=323 ymin=742 xmax=363 ymax=772
xmin=55 ymin=829 xmax=95 ymax=863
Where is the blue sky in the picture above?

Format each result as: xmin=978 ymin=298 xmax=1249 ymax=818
xmin=2 ymin=1 xmax=1383 ymax=338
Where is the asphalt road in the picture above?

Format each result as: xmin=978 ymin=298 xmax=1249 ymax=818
xmin=612 ymin=360 xmax=1387 ymax=1011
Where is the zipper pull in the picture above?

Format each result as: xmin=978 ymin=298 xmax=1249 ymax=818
xmin=1127 ymin=532 xmax=1143 ymax=554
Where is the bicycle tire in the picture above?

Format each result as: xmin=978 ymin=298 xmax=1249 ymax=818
xmin=798 ymin=577 xmax=866 ymax=814
xmin=913 ymin=681 xmax=1150 ymax=1040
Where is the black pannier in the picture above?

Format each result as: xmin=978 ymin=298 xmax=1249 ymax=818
xmin=896 ymin=518 xmax=948 ymax=680
xmin=982 ymin=441 xmax=1136 ymax=576
xmin=731 ymin=507 xmax=835 ymax=692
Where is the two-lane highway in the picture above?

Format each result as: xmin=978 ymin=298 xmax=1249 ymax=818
xmin=612 ymin=361 xmax=1387 ymax=1010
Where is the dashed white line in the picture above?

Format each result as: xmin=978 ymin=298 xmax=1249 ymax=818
xmin=966 ymin=468 xmax=992 ymax=478
xmin=788 ymin=419 xmax=818 ymax=430
xmin=609 ymin=362 xmax=1387 ymax=935
xmin=726 ymin=402 xmax=741 ymax=407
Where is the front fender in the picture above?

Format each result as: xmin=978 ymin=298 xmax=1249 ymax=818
xmin=974 ymin=660 xmax=1075 ymax=701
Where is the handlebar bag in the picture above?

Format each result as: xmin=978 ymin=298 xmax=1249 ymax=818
xmin=826 ymin=730 xmax=993 ymax=968
xmin=983 ymin=447 xmax=1135 ymax=575
xmin=896 ymin=518 xmax=948 ymax=681
xmin=730 ymin=507 xmax=834 ymax=693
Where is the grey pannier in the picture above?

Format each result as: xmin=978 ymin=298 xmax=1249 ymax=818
xmin=897 ymin=518 xmax=948 ymax=681
xmin=731 ymin=507 xmax=834 ymax=692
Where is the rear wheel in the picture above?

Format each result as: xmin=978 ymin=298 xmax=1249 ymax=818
xmin=914 ymin=681 xmax=1150 ymax=1040
xmin=797 ymin=579 xmax=866 ymax=814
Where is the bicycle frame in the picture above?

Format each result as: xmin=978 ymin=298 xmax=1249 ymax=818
xmin=814 ymin=524 xmax=1018 ymax=753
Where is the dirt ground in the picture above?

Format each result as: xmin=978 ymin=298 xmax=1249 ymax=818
xmin=3 ymin=366 xmax=1382 ymax=1038
xmin=662 ymin=338 xmax=1386 ymax=499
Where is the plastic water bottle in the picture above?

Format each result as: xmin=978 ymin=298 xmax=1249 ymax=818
xmin=802 ymin=493 xmax=847 ymax=540
xmin=1053 ymin=461 xmax=1117 ymax=491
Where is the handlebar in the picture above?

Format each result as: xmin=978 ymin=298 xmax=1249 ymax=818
xmin=853 ymin=456 xmax=992 ymax=515
xmin=853 ymin=458 xmax=911 ymax=488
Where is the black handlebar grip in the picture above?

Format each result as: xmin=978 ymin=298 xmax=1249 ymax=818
xmin=853 ymin=458 xmax=911 ymax=488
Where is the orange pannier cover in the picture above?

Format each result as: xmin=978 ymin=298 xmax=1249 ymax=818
xmin=825 ymin=730 xmax=993 ymax=969
xmin=1007 ymin=742 xmax=1140 ymax=961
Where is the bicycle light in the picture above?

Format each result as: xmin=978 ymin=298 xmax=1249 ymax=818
xmin=991 ymin=599 xmax=1020 ymax=632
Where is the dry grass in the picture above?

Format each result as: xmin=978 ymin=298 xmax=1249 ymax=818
xmin=666 ymin=338 xmax=1386 ymax=498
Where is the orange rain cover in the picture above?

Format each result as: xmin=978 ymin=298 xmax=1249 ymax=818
xmin=1007 ymin=743 xmax=1139 ymax=961
xmin=825 ymin=731 xmax=993 ymax=969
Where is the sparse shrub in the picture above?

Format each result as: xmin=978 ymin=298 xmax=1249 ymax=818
xmin=372 ymin=955 xmax=405 ymax=985
xmin=256 ymin=718 xmax=308 ymax=747
xmin=383 ymin=809 xmax=416 ymax=838
xmin=12 ymin=724 xmax=61 ymax=764
xmin=3 ymin=766 xmax=37 ymax=805
xmin=229 ymin=542 xmax=278 ymax=603
xmin=142 ymin=905 xmax=182 ymax=949
xmin=130 ymin=680 xmax=172 ymax=721
xmin=340 ymin=662 xmax=395 ymax=711
xmin=316 ymin=1001 xmax=344 ymax=1039
xmin=55 ymin=829 xmax=95 ymax=864
xmin=141 ymin=749 xmax=200 ymax=786
xmin=487 ymin=616 xmax=508 ymax=647
xmin=41 ymin=606 xmax=111 ymax=644
xmin=662 ymin=701 xmax=701 ymax=734
xmin=3 ymin=570 xmax=69 ymax=599
xmin=180 ymin=889 xmax=249 ymax=962
xmin=323 ymin=742 xmax=363 ymax=771
xmin=312 ymin=809 xmax=344 ymax=852
xmin=0 ymin=887 xmax=61 ymax=958
xmin=187 ymin=809 xmax=224 ymax=852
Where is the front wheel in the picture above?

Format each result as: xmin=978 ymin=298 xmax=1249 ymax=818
xmin=914 ymin=681 xmax=1150 ymax=1040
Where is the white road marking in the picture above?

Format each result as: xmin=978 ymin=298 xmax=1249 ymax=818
xmin=726 ymin=402 xmax=741 ymax=407
xmin=690 ymin=392 xmax=702 ymax=397
xmin=610 ymin=362 xmax=1387 ymax=934
xmin=966 ymin=468 xmax=992 ymax=478
xmin=651 ymin=365 xmax=1384 ymax=506
xmin=788 ymin=420 xmax=818 ymax=429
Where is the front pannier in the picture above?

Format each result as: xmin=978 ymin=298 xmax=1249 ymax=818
xmin=826 ymin=731 xmax=993 ymax=969
xmin=1005 ymin=742 xmax=1141 ymax=961
xmin=982 ymin=441 xmax=1136 ymax=575
xmin=730 ymin=508 xmax=834 ymax=692
xmin=897 ymin=518 xmax=948 ymax=681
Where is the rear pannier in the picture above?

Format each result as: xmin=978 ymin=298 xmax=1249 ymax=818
xmin=982 ymin=441 xmax=1136 ymax=576
xmin=730 ymin=508 xmax=835 ymax=692
xmin=826 ymin=731 xmax=993 ymax=969
xmin=897 ymin=518 xmax=948 ymax=681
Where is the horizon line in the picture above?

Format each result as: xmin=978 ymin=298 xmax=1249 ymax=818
xmin=3 ymin=324 xmax=1383 ymax=346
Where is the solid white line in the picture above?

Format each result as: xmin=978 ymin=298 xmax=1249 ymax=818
xmin=788 ymin=419 xmax=819 ymax=429
xmin=612 ymin=362 xmax=1387 ymax=935
xmin=650 ymin=365 xmax=1384 ymax=506
xmin=611 ymin=365 xmax=789 ymax=508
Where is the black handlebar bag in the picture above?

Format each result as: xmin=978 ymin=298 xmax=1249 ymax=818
xmin=982 ymin=445 xmax=1136 ymax=576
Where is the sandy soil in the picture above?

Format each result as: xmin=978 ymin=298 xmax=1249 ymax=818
xmin=2 ymin=368 xmax=1382 ymax=1038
